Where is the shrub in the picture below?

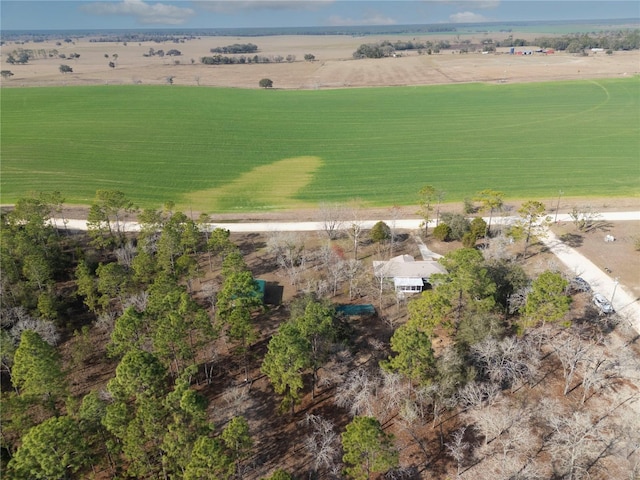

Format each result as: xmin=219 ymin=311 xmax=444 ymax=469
xmin=433 ymin=223 xmax=451 ymax=241
xmin=440 ymin=213 xmax=470 ymax=241
xmin=370 ymin=221 xmax=391 ymax=243
xmin=470 ymin=216 xmax=487 ymax=238
xmin=462 ymin=232 xmax=477 ymax=248
xmin=463 ymin=197 xmax=477 ymax=214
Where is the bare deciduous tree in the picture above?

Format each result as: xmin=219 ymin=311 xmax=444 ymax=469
xmin=317 ymin=348 xmax=352 ymax=390
xmin=551 ymin=332 xmax=593 ymax=395
xmin=580 ymin=348 xmax=622 ymax=404
xmin=378 ymin=371 xmax=412 ymax=422
xmin=466 ymin=399 xmax=520 ymax=447
xmin=569 ymin=205 xmax=603 ymax=232
xmin=320 ymin=245 xmax=346 ymax=296
xmin=446 ymin=426 xmax=469 ymax=478
xmin=266 ymin=231 xmax=306 ymax=287
xmin=10 ymin=315 xmax=60 ymax=346
xmin=122 ymin=291 xmax=149 ymax=312
xmin=346 ymin=202 xmax=365 ymax=260
xmin=507 ymin=286 xmax=531 ymax=315
xmin=343 ymin=258 xmax=363 ymax=300
xmin=373 ymin=260 xmax=393 ymax=311
xmin=546 ymin=410 xmax=611 ymax=479
xmin=222 ymin=384 xmax=250 ymax=416
xmin=300 ymin=414 xmax=340 ymax=474
xmin=335 ymin=367 xmax=380 ymax=417
xmin=318 ymin=202 xmax=345 ymax=240
xmin=115 ymin=240 xmax=136 ymax=268
xmin=482 ymin=233 xmax=516 ymax=262
xmin=396 ymin=402 xmax=432 ymax=468
xmin=457 ymin=381 xmax=500 ymax=410
xmin=95 ymin=310 xmax=117 ymax=333
xmin=471 ymin=336 xmax=539 ymax=391
xmin=420 ymin=381 xmax=459 ymax=442
xmin=387 ymin=205 xmax=402 ymax=257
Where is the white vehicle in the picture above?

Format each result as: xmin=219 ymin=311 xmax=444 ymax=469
xmin=592 ymin=293 xmax=615 ymax=314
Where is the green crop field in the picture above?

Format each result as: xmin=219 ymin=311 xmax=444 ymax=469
xmin=1 ymin=77 xmax=638 ymax=212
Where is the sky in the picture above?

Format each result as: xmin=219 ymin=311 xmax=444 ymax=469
xmin=1 ymin=0 xmax=639 ymax=31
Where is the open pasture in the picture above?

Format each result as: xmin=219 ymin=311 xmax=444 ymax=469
xmin=1 ymin=77 xmax=638 ymax=212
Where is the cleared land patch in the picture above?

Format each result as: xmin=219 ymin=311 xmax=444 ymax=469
xmin=1 ymin=78 xmax=638 ymax=211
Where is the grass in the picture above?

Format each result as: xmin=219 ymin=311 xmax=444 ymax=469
xmin=1 ymin=77 xmax=639 ymax=212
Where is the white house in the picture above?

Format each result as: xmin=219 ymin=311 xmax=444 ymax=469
xmin=373 ymin=254 xmax=447 ymax=294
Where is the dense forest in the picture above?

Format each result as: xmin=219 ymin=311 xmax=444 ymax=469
xmin=1 ymin=190 xmax=639 ymax=479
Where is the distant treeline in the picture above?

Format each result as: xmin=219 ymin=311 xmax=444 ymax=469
xmin=89 ymin=35 xmax=194 ymax=43
xmin=4 ymin=48 xmax=82 ymax=63
xmin=353 ymin=40 xmax=451 ymax=58
xmin=495 ymin=30 xmax=640 ymax=51
xmin=533 ymin=30 xmax=640 ymax=51
xmin=201 ymin=53 xmax=295 ymax=65
xmin=0 ymin=24 xmax=459 ymax=44
xmin=210 ymin=43 xmax=258 ymax=54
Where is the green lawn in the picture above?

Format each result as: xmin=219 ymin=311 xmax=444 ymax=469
xmin=1 ymin=77 xmax=638 ymax=212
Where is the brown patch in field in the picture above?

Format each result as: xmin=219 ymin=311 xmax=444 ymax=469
xmin=181 ymin=156 xmax=322 ymax=213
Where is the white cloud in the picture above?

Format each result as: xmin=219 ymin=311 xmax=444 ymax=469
xmin=328 ymin=12 xmax=397 ymax=26
xmin=432 ymin=1 xmax=500 ymax=9
xmin=195 ymin=0 xmax=333 ymax=14
xmin=81 ymin=0 xmax=195 ymax=25
xmin=449 ymin=10 xmax=490 ymax=23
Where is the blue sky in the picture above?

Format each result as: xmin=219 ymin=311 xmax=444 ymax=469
xmin=2 ymin=1 xmax=639 ymax=31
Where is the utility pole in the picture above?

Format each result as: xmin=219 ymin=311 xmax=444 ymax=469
xmin=611 ymin=278 xmax=619 ymax=304
xmin=554 ymin=190 xmax=564 ymax=223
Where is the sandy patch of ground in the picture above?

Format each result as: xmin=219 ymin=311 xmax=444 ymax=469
xmin=550 ymin=220 xmax=640 ymax=298
xmin=2 ymin=34 xmax=638 ymax=89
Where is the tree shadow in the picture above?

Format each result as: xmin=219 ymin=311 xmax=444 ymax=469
xmin=394 ymin=233 xmax=410 ymax=243
xmin=584 ymin=220 xmax=614 ymax=233
xmin=559 ymin=233 xmax=584 ymax=248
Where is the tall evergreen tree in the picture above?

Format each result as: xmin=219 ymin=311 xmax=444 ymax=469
xmin=342 ymin=416 xmax=398 ymax=480
xmin=8 ymin=416 xmax=89 ymax=479
xmin=12 ymin=330 xmax=67 ymax=411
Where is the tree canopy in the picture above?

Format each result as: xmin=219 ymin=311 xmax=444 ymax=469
xmin=522 ymin=270 xmax=571 ymax=329
xmin=342 ymin=416 xmax=398 ymax=480
xmin=12 ymin=330 xmax=66 ymax=407
xmin=8 ymin=416 xmax=88 ymax=479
